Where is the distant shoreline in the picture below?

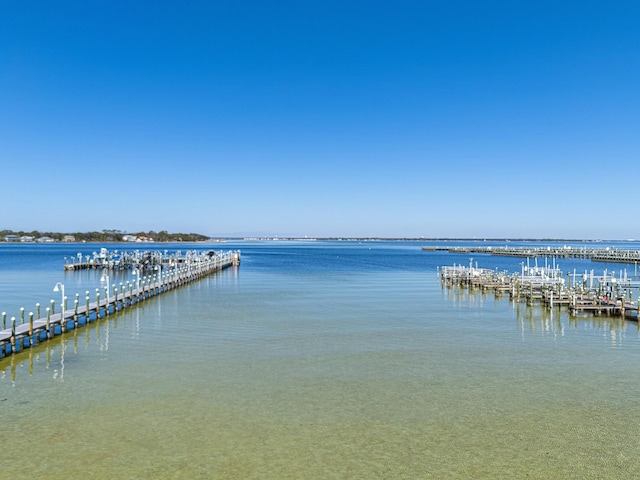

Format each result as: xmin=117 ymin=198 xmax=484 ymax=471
xmin=234 ymin=237 xmax=635 ymax=242
xmin=1 ymin=236 xmax=636 ymax=244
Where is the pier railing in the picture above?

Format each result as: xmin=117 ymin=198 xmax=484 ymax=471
xmin=0 ymin=250 xmax=240 ymax=359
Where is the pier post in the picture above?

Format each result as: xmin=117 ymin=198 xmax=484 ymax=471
xmin=36 ymin=303 xmax=40 ymax=321
xmin=96 ymin=290 xmax=101 ymax=319
xmin=61 ymin=295 xmax=68 ymax=333
xmin=10 ymin=317 xmax=16 ymax=352
xmin=104 ymin=286 xmax=109 ymax=315
xmin=50 ymin=298 xmax=58 ymax=332
xmin=85 ymin=292 xmax=90 ymax=321
xmin=2 ymin=311 xmax=5 ymax=330
xmin=46 ymin=307 xmax=51 ymax=338
xmin=20 ymin=307 xmax=24 ymax=325
xmin=29 ymin=312 xmax=38 ymax=347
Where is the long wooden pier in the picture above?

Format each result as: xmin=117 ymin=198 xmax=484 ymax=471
xmin=0 ymin=250 xmax=240 ymax=359
xmin=424 ymin=245 xmax=640 ymax=264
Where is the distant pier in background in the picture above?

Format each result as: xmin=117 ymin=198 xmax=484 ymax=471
xmin=424 ymin=245 xmax=640 ymax=264
xmin=1 ymin=249 xmax=240 ymax=359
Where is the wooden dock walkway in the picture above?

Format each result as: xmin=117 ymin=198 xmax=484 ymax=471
xmin=0 ymin=250 xmax=240 ymax=359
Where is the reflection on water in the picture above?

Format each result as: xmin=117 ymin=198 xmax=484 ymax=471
xmin=443 ymin=281 xmax=637 ymax=349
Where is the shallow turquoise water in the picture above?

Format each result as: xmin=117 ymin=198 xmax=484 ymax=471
xmin=2 ymin=241 xmax=640 ymax=478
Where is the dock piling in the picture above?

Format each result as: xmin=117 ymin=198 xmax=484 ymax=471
xmin=10 ymin=317 xmax=16 ymax=351
xmin=28 ymin=312 xmax=34 ymax=346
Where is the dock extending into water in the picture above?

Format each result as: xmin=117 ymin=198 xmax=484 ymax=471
xmin=440 ymin=261 xmax=640 ymax=320
xmin=424 ymin=245 xmax=640 ymax=264
xmin=0 ymin=250 xmax=240 ymax=359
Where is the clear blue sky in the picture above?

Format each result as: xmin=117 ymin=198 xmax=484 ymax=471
xmin=1 ymin=1 xmax=638 ymax=239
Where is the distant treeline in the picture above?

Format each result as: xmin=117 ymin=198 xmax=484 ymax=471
xmin=1 ymin=229 xmax=210 ymax=242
